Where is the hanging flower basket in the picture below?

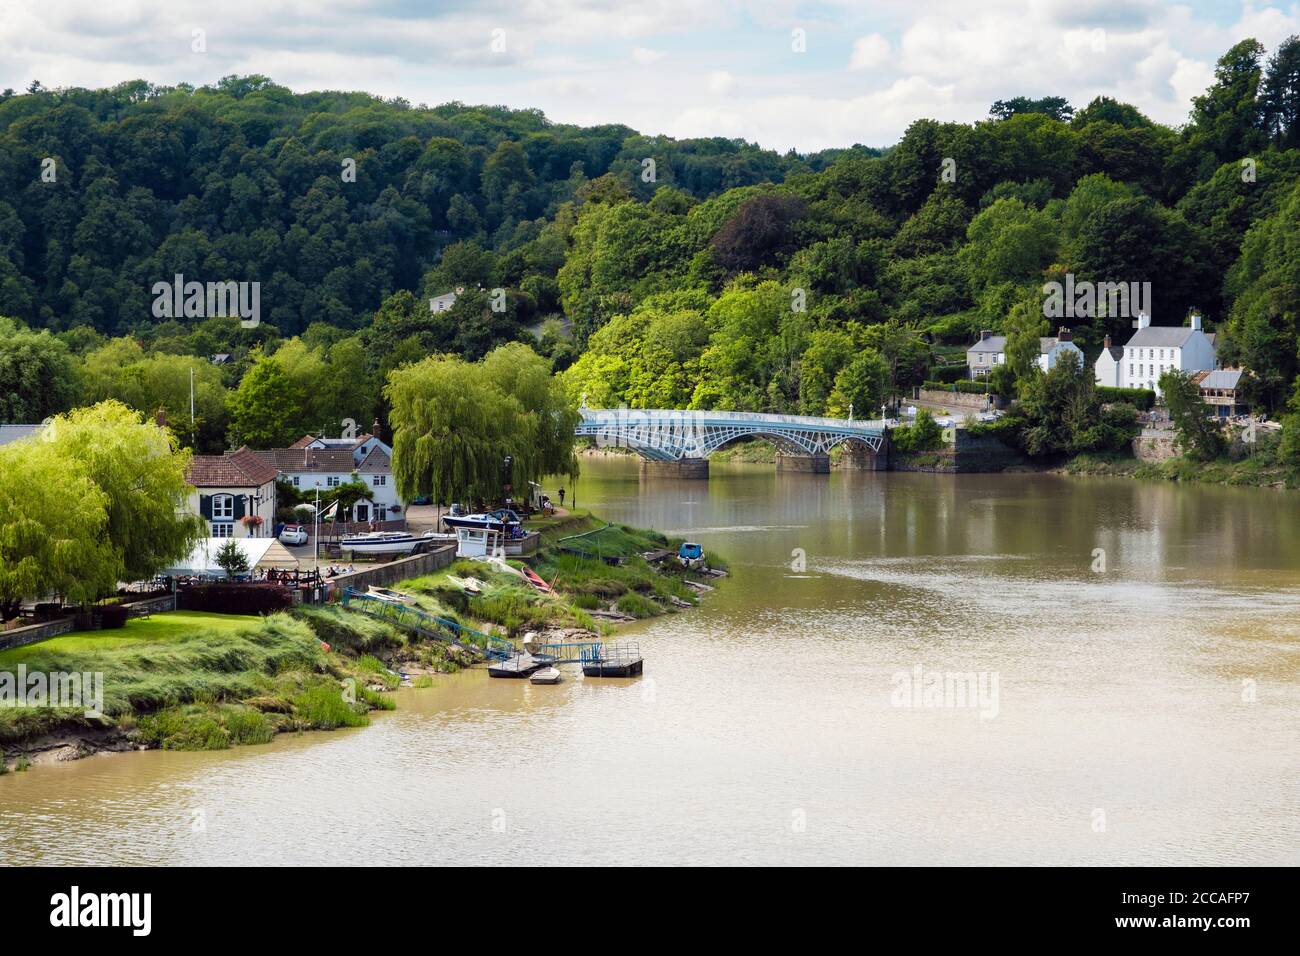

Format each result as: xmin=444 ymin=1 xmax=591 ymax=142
xmin=241 ymin=514 xmax=265 ymax=528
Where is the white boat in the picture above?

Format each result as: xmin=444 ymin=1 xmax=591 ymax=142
xmin=530 ymin=667 xmax=562 ymax=685
xmin=446 ymin=574 xmax=483 ymax=595
xmin=367 ymin=585 xmax=414 ymax=604
xmin=339 ymin=531 xmax=435 ymax=555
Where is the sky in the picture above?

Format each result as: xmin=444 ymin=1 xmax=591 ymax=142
xmin=2 ymin=1 xmax=1300 ymax=152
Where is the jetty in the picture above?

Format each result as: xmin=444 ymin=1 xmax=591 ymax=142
xmin=488 ymin=640 xmax=644 ymax=679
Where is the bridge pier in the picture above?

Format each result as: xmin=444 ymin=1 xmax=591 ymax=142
xmin=639 ymin=457 xmax=710 ymax=479
xmin=775 ymin=452 xmax=830 ymax=474
xmin=840 ymin=440 xmax=887 ymax=471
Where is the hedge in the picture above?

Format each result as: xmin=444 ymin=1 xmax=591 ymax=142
xmin=922 ymin=380 xmax=992 ymax=394
xmin=927 ymin=364 xmax=968 ymax=384
xmin=1096 ymin=386 xmax=1155 ymax=410
xmin=178 ymin=583 xmax=293 ymax=614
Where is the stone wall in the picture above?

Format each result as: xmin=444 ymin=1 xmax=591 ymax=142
xmin=124 ymin=593 xmax=177 ymax=617
xmin=1133 ymin=430 xmax=1179 ymax=462
xmin=313 ymin=544 xmax=457 ymax=601
xmin=915 ymin=388 xmax=1008 ymax=411
xmin=0 ymin=617 xmax=74 ymax=652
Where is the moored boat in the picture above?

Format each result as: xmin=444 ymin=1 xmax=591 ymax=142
xmin=529 ymin=666 xmax=562 ymax=685
xmin=441 ymin=508 xmax=523 ymax=534
xmin=339 ymin=530 xmax=440 ymax=554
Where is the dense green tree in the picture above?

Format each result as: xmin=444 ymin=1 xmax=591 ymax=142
xmin=0 ymin=317 xmax=80 ymax=422
xmin=990 ymin=96 xmax=1074 ymax=122
xmin=1160 ymin=368 xmax=1227 ymax=460
xmin=227 ymin=352 xmax=305 ymax=447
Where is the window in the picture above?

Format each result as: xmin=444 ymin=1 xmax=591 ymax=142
xmin=372 ymin=475 xmax=386 ymax=486
xmin=327 ymin=476 xmax=341 ymax=487
xmin=212 ymin=522 xmax=234 ymax=537
xmin=213 ymin=494 xmax=234 ymax=519
xmin=291 ymin=476 xmax=300 ymax=487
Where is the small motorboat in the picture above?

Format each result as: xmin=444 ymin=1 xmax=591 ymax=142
xmin=340 ymin=531 xmax=429 ymax=555
xmin=368 ymin=585 xmax=414 ymax=604
xmin=530 ymin=666 xmax=562 ymax=685
xmin=677 ymin=541 xmax=706 ymax=570
xmin=441 ymin=508 xmax=524 ymax=534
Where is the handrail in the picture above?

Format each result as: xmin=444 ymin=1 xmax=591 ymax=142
xmin=578 ymin=408 xmax=886 ymax=432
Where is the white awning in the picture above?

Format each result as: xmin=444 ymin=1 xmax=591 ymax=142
xmin=165 ymin=538 xmax=300 ymax=575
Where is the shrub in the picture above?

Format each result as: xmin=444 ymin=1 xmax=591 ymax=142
xmin=923 ymin=379 xmax=992 ymax=394
xmin=1096 ymin=386 xmax=1155 ymax=410
xmin=891 ymin=410 xmax=945 ymax=452
xmin=98 ymin=604 xmax=128 ymax=629
xmin=179 ymin=583 xmax=293 ymax=614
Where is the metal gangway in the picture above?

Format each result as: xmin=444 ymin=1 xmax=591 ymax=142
xmin=340 ymin=587 xmax=514 ymax=660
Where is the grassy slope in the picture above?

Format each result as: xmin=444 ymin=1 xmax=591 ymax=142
xmin=397 ymin=511 xmax=724 ymax=637
xmin=0 ymin=608 xmax=401 ymax=759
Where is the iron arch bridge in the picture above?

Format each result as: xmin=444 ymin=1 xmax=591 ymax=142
xmin=575 ymin=407 xmax=887 ymax=461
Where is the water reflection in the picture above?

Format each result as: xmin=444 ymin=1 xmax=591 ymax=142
xmin=1 ymin=460 xmax=1297 ymax=865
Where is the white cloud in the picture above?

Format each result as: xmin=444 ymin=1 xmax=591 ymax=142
xmin=708 ymin=70 xmax=735 ymax=95
xmin=849 ymin=33 xmax=891 ymax=70
xmin=0 ymin=0 xmax=1292 ymax=151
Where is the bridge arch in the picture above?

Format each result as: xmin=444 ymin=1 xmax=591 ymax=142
xmin=575 ymin=408 xmax=888 ymax=476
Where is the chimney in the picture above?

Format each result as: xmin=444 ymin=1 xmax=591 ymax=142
xmin=1057 ymin=327 xmax=1072 ymax=343
xmin=372 ymin=417 xmax=382 ymax=443
xmin=1138 ymin=312 xmax=1151 ymax=329
xmin=1190 ymin=313 xmax=1202 ymax=332
xmin=980 ymin=329 xmax=992 ymax=341
xmin=1103 ymin=334 xmax=1112 ymax=349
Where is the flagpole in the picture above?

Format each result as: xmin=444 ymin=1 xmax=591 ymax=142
xmin=314 ymin=483 xmax=320 ymax=579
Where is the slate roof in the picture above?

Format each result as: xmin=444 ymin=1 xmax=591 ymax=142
xmin=356 ymin=445 xmax=392 ymax=474
xmin=250 ymin=447 xmax=357 ymax=474
xmin=1126 ymin=326 xmax=1197 ymax=348
xmin=1199 ymin=369 xmax=1244 ymax=390
xmin=186 ymin=447 xmax=279 ymax=487
xmin=968 ymin=336 xmax=1007 ymax=354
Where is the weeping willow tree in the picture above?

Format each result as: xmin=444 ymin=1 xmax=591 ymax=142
xmin=0 ymin=401 xmax=202 ymax=618
xmin=386 ymin=344 xmax=580 ymax=506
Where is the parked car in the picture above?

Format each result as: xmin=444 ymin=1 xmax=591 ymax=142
xmin=279 ymin=524 xmax=308 ymax=546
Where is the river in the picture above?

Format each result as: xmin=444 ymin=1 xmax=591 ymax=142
xmin=2 ymin=458 xmax=1298 ymax=865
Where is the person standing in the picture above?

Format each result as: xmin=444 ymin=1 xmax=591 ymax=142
xmin=558 ymin=487 xmax=566 ymax=508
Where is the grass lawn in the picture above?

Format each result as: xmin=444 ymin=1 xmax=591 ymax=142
xmin=0 ymin=611 xmax=258 ymax=666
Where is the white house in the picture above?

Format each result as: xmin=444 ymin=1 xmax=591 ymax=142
xmin=185 ymin=447 xmax=279 ymax=539
xmin=967 ymin=327 xmax=1084 ymax=377
xmin=1095 ymin=312 xmax=1218 ymax=397
xmin=1035 ymin=328 xmax=1085 ymax=373
xmin=254 ymin=424 xmax=404 ymax=523
xmin=1094 ymin=335 xmax=1123 ymax=387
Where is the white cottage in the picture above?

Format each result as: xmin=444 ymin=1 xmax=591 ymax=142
xmin=1097 ymin=313 xmax=1218 ymax=397
xmin=967 ymin=327 xmax=1084 ymax=378
xmin=185 ymin=447 xmax=279 ymax=539
xmin=253 ymin=423 xmax=405 ymax=523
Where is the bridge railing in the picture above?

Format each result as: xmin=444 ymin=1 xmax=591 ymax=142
xmin=578 ymin=408 xmax=887 ymax=432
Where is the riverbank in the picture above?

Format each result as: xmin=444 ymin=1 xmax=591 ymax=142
xmin=1062 ymin=450 xmax=1298 ymax=489
xmin=396 ymin=510 xmax=725 ymax=643
xmin=0 ymin=609 xmax=403 ymax=770
xmin=0 ymin=512 xmax=725 ymax=771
